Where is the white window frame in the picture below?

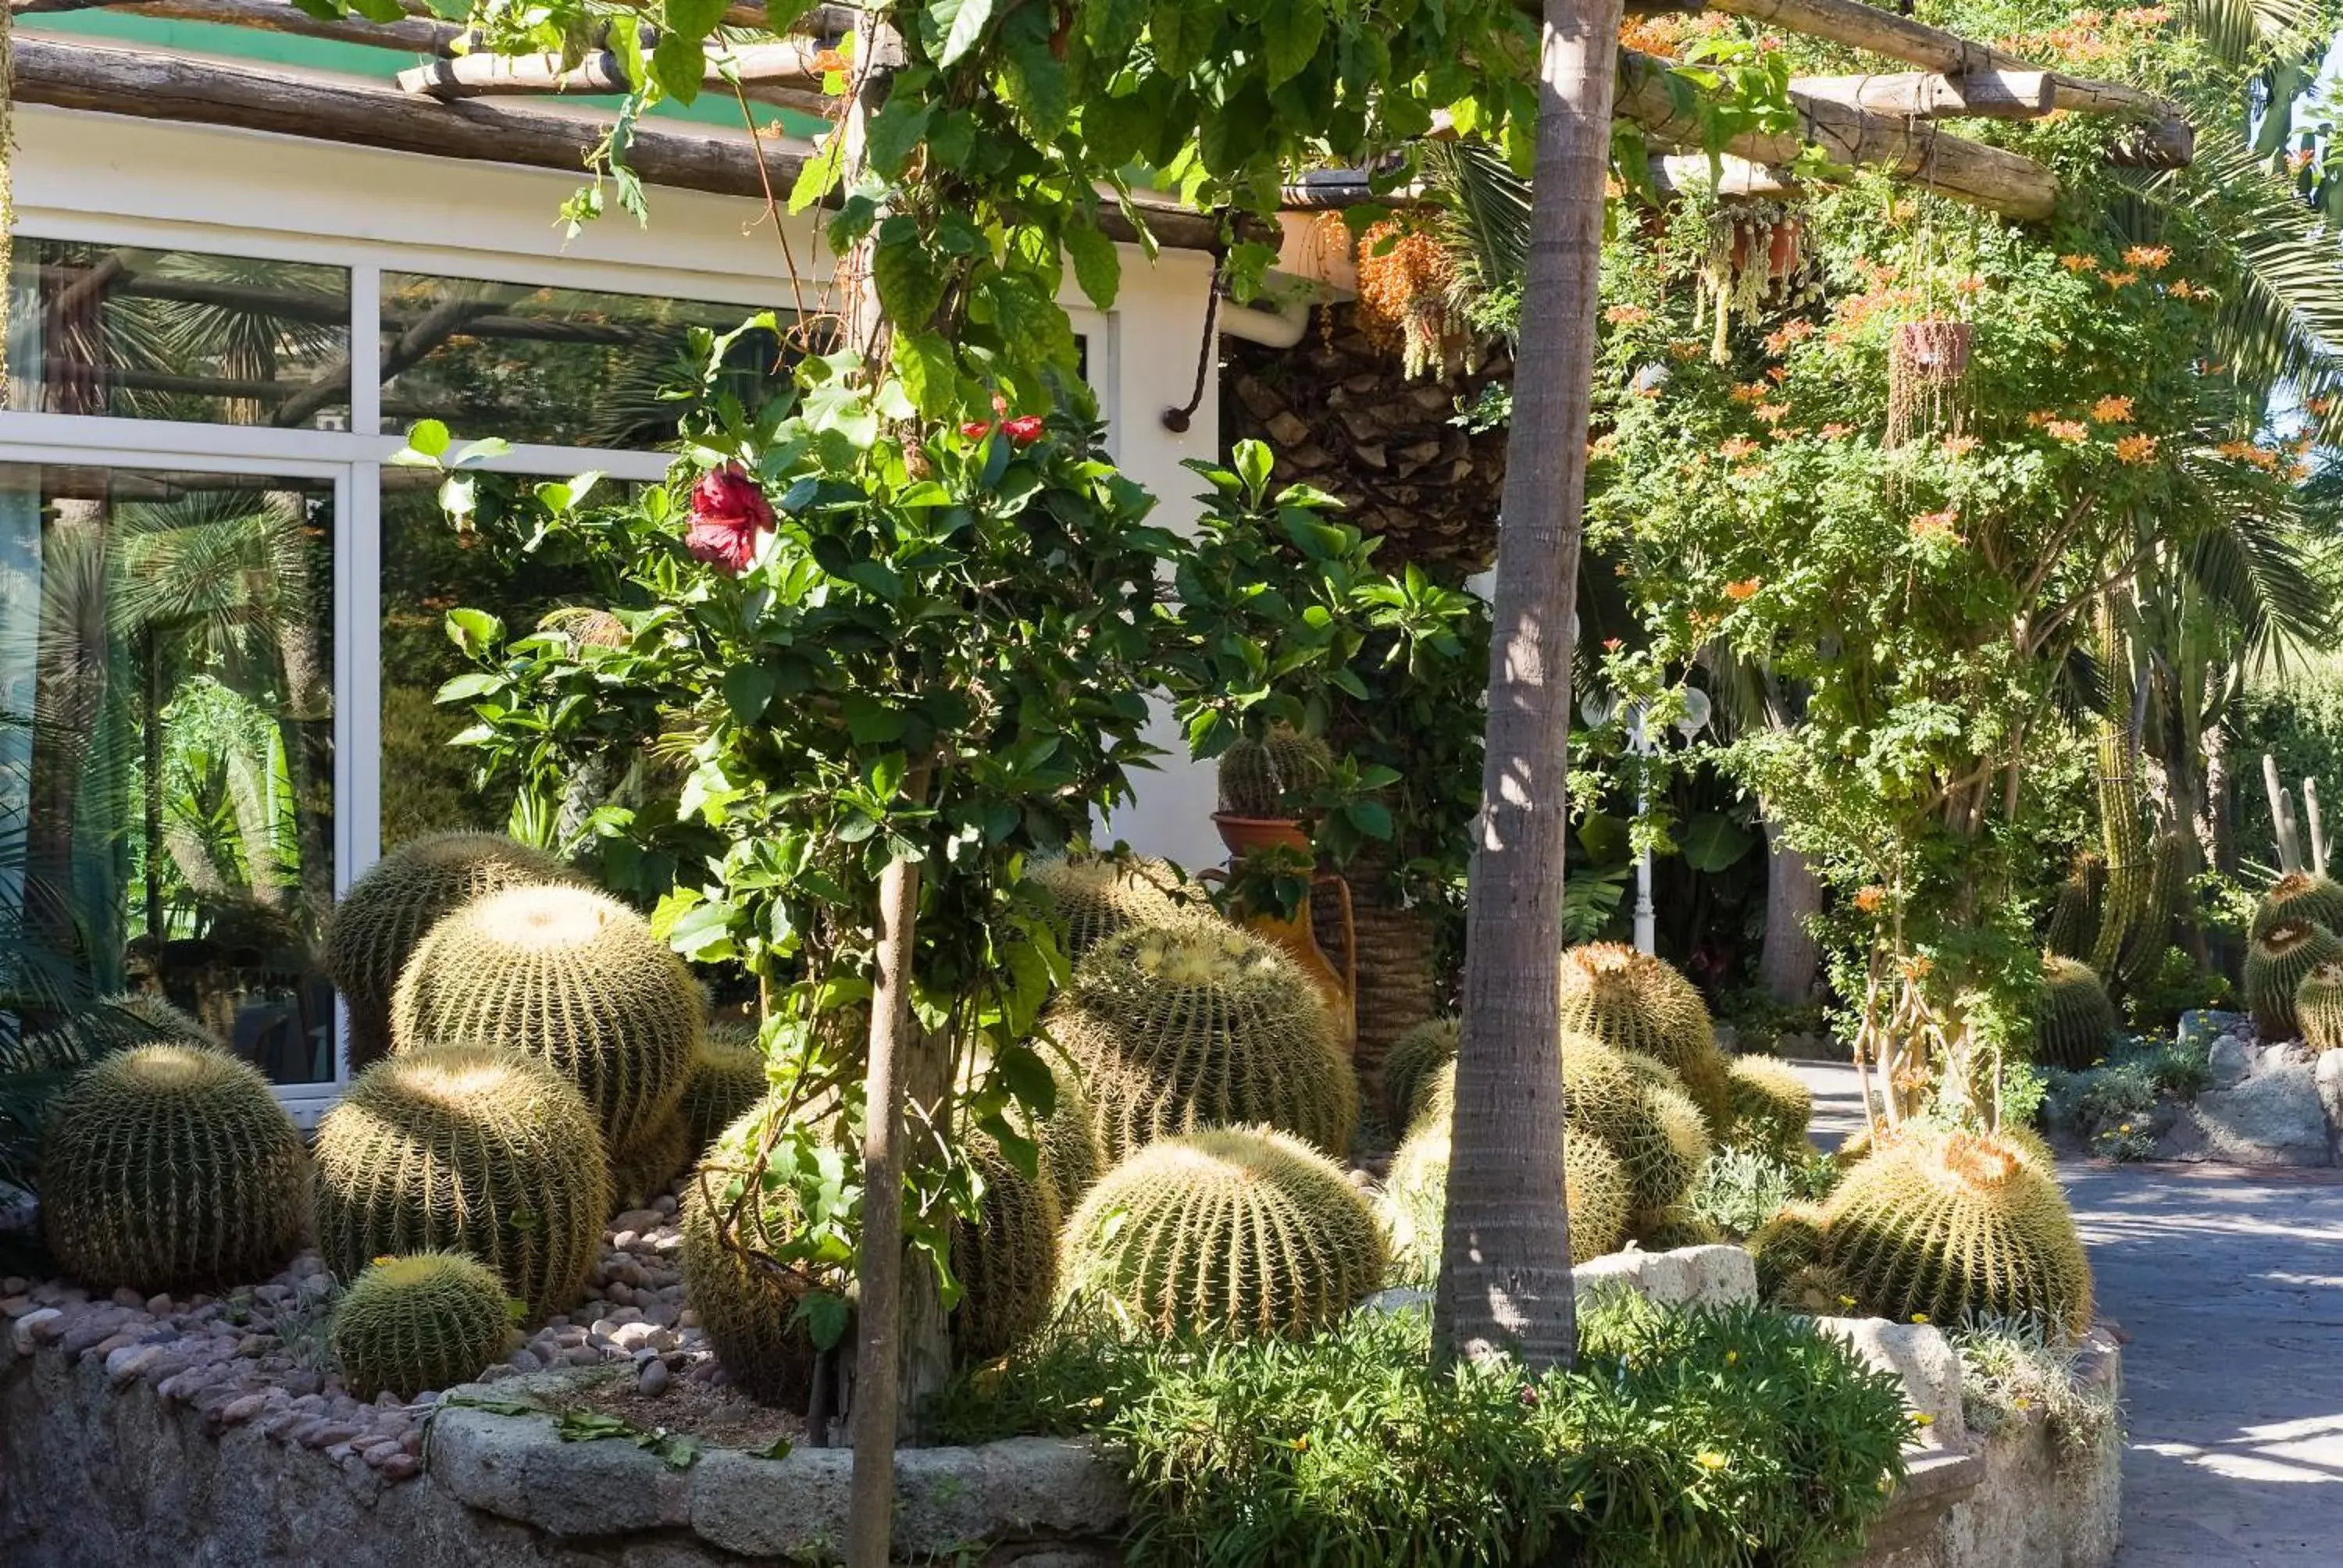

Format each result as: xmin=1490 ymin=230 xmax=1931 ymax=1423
xmin=2 ymin=218 xmax=1125 ymax=1121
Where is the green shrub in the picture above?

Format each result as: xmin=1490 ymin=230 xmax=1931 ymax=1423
xmin=41 ymin=1044 xmax=308 ymax=1292
xmin=933 ymin=1296 xmax=1910 ymax=1568
xmin=1954 ymin=1317 xmax=2122 ymax=1470
xmin=330 ymin=1252 xmax=515 ymax=1402
xmin=1686 ymin=1146 xmax=1799 ymax=1239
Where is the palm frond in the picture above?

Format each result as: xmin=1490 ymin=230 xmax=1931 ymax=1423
xmin=1421 ymin=140 xmax=1532 ymax=312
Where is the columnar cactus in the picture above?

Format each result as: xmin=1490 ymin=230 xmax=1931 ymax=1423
xmin=677 ymin=1099 xmax=832 ymax=1406
xmin=2251 ymin=871 xmax=2343 ymax=943
xmin=1821 ymin=1127 xmax=2092 ymax=1336
xmin=1556 ymin=943 xmax=1731 ymax=1130
xmin=390 ymin=885 xmax=701 ymax=1158
xmin=2042 ymin=853 xmax=2105 ymax=962
xmin=330 ymin=1253 xmax=515 ymax=1402
xmin=1031 ymin=856 xmax=1202 ymax=960
xmin=1381 ymin=1015 xmax=1459 ymax=1134
xmin=1215 ymin=727 xmax=1334 ymax=819
xmin=325 ymin=832 xmax=574 ymax=1070
xmin=1047 ymin=923 xmax=1357 ymax=1163
xmin=2245 ymin=919 xmax=2343 ymax=1042
xmin=1061 ymin=1127 xmax=1385 ymax=1338
xmin=1378 ymin=1117 xmax=1632 ymax=1284
xmin=1724 ymin=1054 xmax=1814 ymax=1157
xmin=953 ymin=1137 xmax=1062 ymax=1363
xmin=2033 ymin=956 xmax=2119 ymax=1071
xmin=313 ymin=1047 xmax=608 ymax=1320
xmin=679 ymin=1025 xmax=769 ymax=1159
xmin=41 ymin=1044 xmax=308 ymax=1292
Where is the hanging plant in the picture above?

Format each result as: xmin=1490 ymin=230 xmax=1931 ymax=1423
xmin=1353 ymin=219 xmax=1475 ymax=381
xmin=1885 ymin=317 xmax=1974 ymax=449
xmin=1695 ymin=199 xmax=1820 ymax=363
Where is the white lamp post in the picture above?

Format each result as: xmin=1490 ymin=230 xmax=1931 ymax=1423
xmin=1621 ymin=689 xmax=1711 ymax=956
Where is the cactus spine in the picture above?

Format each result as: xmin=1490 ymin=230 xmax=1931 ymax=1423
xmin=1382 ymin=1016 xmax=1459 ymax=1135
xmin=314 ymin=1047 xmax=608 ymax=1320
xmin=1724 ymin=1054 xmax=1814 ymax=1157
xmin=2246 ymin=920 xmax=2343 ymax=1042
xmin=390 ymin=884 xmax=701 ymax=1159
xmin=330 ymin=1253 xmax=515 ymax=1402
xmin=1821 ymin=1127 xmax=2092 ymax=1336
xmin=1555 ymin=943 xmax=1731 ymax=1131
xmin=677 ymin=1099 xmax=833 ymax=1406
xmin=326 ymin=832 xmax=574 ymax=1070
xmin=41 ymin=1044 xmax=308 ymax=1292
xmin=609 ymin=1110 xmax=692 ymax=1210
xmin=1061 ymin=1127 xmax=1385 ymax=1338
xmin=1379 ymin=1117 xmax=1631 ymax=1284
xmin=679 ymin=1026 xmax=769 ymax=1160
xmin=2298 ymin=962 xmax=2343 ymax=1056
xmin=1215 ymin=727 xmax=1335 ymax=819
xmin=2033 ymin=957 xmax=2119 ymax=1071
xmin=1031 ymin=856 xmax=1201 ymax=960
xmin=953 ymin=1137 xmax=1061 ymax=1362
xmin=2251 ymin=871 xmax=2343 ymax=943
xmin=1047 ymin=923 xmax=1356 ymax=1163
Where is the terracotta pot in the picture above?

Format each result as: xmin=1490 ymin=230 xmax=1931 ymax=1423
xmin=1895 ymin=319 xmax=1972 ymax=383
xmin=1728 ymin=216 xmax=1803 ymax=283
xmin=1213 ymin=814 xmax=1311 ymax=860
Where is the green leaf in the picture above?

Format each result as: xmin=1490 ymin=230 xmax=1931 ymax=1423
xmin=1082 ymin=0 xmax=1148 ymax=63
xmin=434 ymin=671 xmax=505 ymax=703
xmin=1232 ymin=439 xmax=1275 ymax=502
xmin=663 ymin=0 xmax=728 ymax=43
xmin=1002 ymin=29 xmax=1071 ymax=140
xmin=444 ymin=608 xmax=503 ymax=658
xmin=556 ymin=1411 xmax=636 ymax=1443
xmin=843 ymin=693 xmax=908 ymax=745
xmin=1258 ymin=0 xmax=1326 ymax=87
xmin=921 ymin=0 xmax=996 ymax=66
xmin=1681 ymin=812 xmax=1756 ymax=874
xmin=865 ymin=96 xmax=935 ymax=176
xmin=751 ymin=1435 xmax=795 ymax=1461
xmin=722 ymin=665 xmax=777 ymax=724
xmin=403 ymin=419 xmax=451 ymax=460
xmin=1150 ymin=0 xmax=1211 ymax=73
xmin=1063 ymin=220 xmax=1122 ymax=310
xmin=788 ymin=134 xmax=847 ymax=215
xmin=996 ymin=1043 xmax=1058 ymax=1117
xmin=793 ymin=1291 xmax=851 ymax=1351
xmin=651 ymin=30 xmax=706 ymax=102
xmin=873 ymin=216 xmax=947 ymax=333
xmin=893 ymin=330 xmax=961 ymax=419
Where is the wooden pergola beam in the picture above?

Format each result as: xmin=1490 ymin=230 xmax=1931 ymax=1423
xmin=396 ymin=41 xmax=833 ymax=116
xmin=105 ymin=0 xmax=469 ymax=52
xmin=7 ymin=36 xmax=1223 ymax=251
xmin=1651 ymin=151 xmax=1798 ymax=197
xmin=1618 ymin=49 xmax=2058 ymax=218
xmin=1789 ymin=69 xmax=2055 ymax=119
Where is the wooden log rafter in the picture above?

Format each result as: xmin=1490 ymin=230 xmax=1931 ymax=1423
xmin=396 ymin=39 xmax=834 ymax=116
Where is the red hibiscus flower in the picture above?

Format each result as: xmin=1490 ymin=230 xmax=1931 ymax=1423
xmin=960 ymin=421 xmax=994 ymax=440
xmin=685 ymin=465 xmax=774 ymax=575
xmin=1003 ymin=415 xmax=1047 ymax=444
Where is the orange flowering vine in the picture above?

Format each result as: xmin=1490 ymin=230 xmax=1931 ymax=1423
xmin=2046 ymin=419 xmax=2091 ymax=444
xmin=1718 ymin=437 xmax=1761 ymax=461
xmin=2091 ymin=395 xmax=2134 ymax=423
xmin=1724 ymin=577 xmax=1763 ymax=601
xmin=2113 ymin=433 xmax=2159 ymax=465
xmin=2123 ymin=245 xmax=2170 ymax=272
xmin=1605 ymin=305 xmax=1653 ymax=326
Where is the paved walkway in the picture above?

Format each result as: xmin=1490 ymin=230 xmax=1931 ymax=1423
xmin=1781 ymin=1059 xmax=2343 ymax=1563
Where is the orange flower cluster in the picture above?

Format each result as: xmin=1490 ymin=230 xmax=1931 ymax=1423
xmin=1756 ymin=402 xmax=1790 ymax=424
xmin=2103 ymin=270 xmax=2139 ymax=288
xmin=1820 ymin=422 xmax=1855 ymax=440
xmin=1764 ymin=319 xmax=1819 ymax=355
xmin=1941 ymin=435 xmax=1980 ymax=458
xmin=2290 ymin=150 xmax=2318 ymax=175
xmin=1352 ymin=219 xmax=1460 ymax=368
xmin=1669 ymin=340 xmax=1706 ymax=362
xmin=2220 ymin=440 xmax=2283 ymax=472
xmin=2114 ymin=433 xmax=2159 ymax=465
xmin=1718 ymin=437 xmax=1762 ymax=461
xmin=1731 ymin=382 xmax=1770 ymax=404
xmin=1854 ymin=886 xmax=1888 ymax=914
xmin=1724 ymin=578 xmax=1763 ymax=601
xmin=2092 ymin=395 xmax=2134 ymax=422
xmin=2059 ymin=255 xmax=2099 ymax=273
xmin=2047 ymin=419 xmax=2091 ymax=443
xmin=1830 ymin=285 xmax=1923 ymax=337
xmin=2123 ymin=245 xmax=2171 ymax=272
xmin=1605 ymin=305 xmax=1653 ymax=326
xmin=1952 ymin=273 xmax=1988 ymax=297
xmin=1910 ymin=506 xmax=1962 ymax=543
xmin=2167 ymin=280 xmax=2199 ymax=300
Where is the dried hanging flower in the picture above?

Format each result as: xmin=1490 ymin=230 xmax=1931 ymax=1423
xmin=1353 ymin=219 xmax=1471 ymax=381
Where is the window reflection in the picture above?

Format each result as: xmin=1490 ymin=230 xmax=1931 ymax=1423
xmin=0 ymin=465 xmax=338 ymax=1085
xmin=5 ymin=241 xmax=352 ymax=428
xmin=379 ymin=274 xmax=790 ymax=447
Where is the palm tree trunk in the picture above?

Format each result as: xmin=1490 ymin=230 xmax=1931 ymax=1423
xmin=1432 ymin=0 xmax=1623 ymax=1374
xmin=1758 ymin=814 xmax=1822 ymax=1005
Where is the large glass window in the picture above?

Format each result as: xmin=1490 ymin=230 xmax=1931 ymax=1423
xmin=5 ymin=241 xmax=352 ymax=429
xmin=379 ymin=273 xmax=789 ymax=447
xmin=0 ymin=463 xmax=338 ymax=1085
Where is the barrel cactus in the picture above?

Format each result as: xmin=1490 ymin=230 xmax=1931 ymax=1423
xmin=1062 ymin=1127 xmax=1384 ymax=1338
xmin=2302 ymin=963 xmax=2343 ymax=1056
xmin=1748 ymin=1201 xmax=1829 ymax=1303
xmin=1047 ymin=923 xmax=1356 ymax=1163
xmin=41 ymin=1044 xmax=308 ymax=1292
xmin=1556 ymin=943 xmax=1731 ymax=1130
xmin=20 ymin=993 xmax=218 ymax=1070
xmin=330 ymin=1252 xmax=515 ymax=1402
xmin=2251 ymin=871 xmax=2343 ymax=943
xmin=390 ymin=884 xmax=701 ymax=1157
xmin=2033 ymin=956 xmax=2119 ymax=1071
xmin=681 ymin=1023 xmax=767 ymax=1158
xmin=1031 ymin=856 xmax=1202 ymax=960
xmin=1557 ymin=1039 xmax=1710 ymax=1215
xmin=610 ymin=1110 xmax=691 ymax=1210
xmin=314 ymin=1047 xmax=608 ymax=1320
xmin=1379 ymin=1116 xmax=1632 ymax=1285
xmin=2246 ymin=919 xmax=2343 ymax=1042
xmin=1821 ymin=1127 xmax=2092 ymax=1336
xmin=953 ymin=1137 xmax=1062 ymax=1363
xmin=1382 ymin=1015 xmax=1459 ymax=1134
xmin=326 ymin=832 xmax=574 ymax=1070
xmin=678 ymin=1099 xmax=836 ymax=1406
xmin=1010 ymin=1055 xmax=1106 ymax=1213
xmin=1724 ymin=1054 xmax=1813 ymax=1157
xmin=1215 ymin=727 xmax=1334 ymax=819
xmin=1629 ymin=1206 xmax=1724 ymax=1251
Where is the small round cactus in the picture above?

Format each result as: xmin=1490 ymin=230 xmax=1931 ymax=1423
xmin=2245 ymin=919 xmax=2343 ymax=1042
xmin=1047 ymin=923 xmax=1356 ymax=1163
xmin=1215 ymin=727 xmax=1333 ymax=819
xmin=2300 ymin=962 xmax=2343 ymax=1056
xmin=1558 ymin=1039 xmax=1710 ymax=1215
xmin=391 ymin=884 xmax=701 ymax=1156
xmin=1382 ymin=1016 xmax=1459 ymax=1135
xmin=1062 ymin=1127 xmax=1385 ymax=1338
xmin=1556 ymin=943 xmax=1731 ymax=1130
xmin=1629 ymin=1206 xmax=1724 ymax=1251
xmin=314 ymin=1047 xmax=608 ymax=1320
xmin=2033 ymin=956 xmax=2118 ymax=1071
xmin=326 ymin=832 xmax=575 ymax=1070
xmin=330 ymin=1252 xmax=515 ymax=1402
xmin=678 ymin=1099 xmax=833 ymax=1406
xmin=2251 ymin=871 xmax=2343 ymax=943
xmin=953 ymin=1137 xmax=1062 ymax=1363
xmin=41 ymin=1044 xmax=308 ymax=1292
xmin=1031 ymin=855 xmax=1204 ymax=960
xmin=1724 ymin=1054 xmax=1813 ymax=1156
xmin=1379 ymin=1119 xmax=1630 ymax=1284
xmin=679 ymin=1025 xmax=768 ymax=1160
xmin=1748 ymin=1200 xmax=1829 ymax=1303
xmin=1822 ymin=1126 xmax=2092 ymax=1336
